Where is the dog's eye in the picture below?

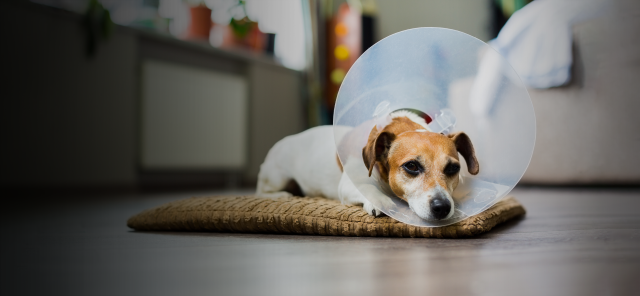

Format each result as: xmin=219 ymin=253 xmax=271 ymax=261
xmin=402 ymin=161 xmax=421 ymax=175
xmin=444 ymin=163 xmax=461 ymax=176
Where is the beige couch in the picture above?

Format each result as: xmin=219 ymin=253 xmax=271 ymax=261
xmin=522 ymin=1 xmax=640 ymax=184
xmin=449 ymin=1 xmax=640 ymax=184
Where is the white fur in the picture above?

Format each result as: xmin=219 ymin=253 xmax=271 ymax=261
xmin=256 ymin=125 xmax=383 ymax=216
xmin=337 ymin=166 xmax=383 ymax=216
xmin=405 ymin=182 xmax=455 ymax=220
xmin=390 ymin=110 xmax=430 ymax=130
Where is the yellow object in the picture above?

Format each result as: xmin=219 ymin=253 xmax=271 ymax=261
xmin=335 ymin=22 xmax=348 ymax=36
xmin=331 ymin=68 xmax=346 ymax=85
xmin=334 ymin=45 xmax=349 ymax=60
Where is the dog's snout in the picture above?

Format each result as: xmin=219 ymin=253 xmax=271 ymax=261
xmin=430 ymin=195 xmax=451 ymax=220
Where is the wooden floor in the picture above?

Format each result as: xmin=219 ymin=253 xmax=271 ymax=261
xmin=2 ymin=186 xmax=640 ymax=296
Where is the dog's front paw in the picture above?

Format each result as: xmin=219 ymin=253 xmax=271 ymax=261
xmin=363 ymin=201 xmax=385 ymax=217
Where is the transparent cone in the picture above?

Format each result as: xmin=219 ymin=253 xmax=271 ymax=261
xmin=333 ymin=28 xmax=536 ymax=227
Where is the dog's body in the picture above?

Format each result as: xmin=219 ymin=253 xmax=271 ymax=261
xmin=257 ymin=125 xmax=345 ymax=201
xmin=257 ymin=111 xmax=479 ymax=220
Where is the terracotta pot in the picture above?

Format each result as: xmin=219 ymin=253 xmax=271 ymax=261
xmin=220 ymin=19 xmax=267 ymax=52
xmin=187 ymin=5 xmax=212 ymax=40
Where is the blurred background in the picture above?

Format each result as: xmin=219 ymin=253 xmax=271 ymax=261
xmin=2 ymin=0 xmax=638 ymax=192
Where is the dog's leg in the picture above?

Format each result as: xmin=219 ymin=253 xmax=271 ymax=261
xmin=338 ymin=172 xmax=383 ymax=216
xmin=256 ymin=164 xmax=294 ymax=199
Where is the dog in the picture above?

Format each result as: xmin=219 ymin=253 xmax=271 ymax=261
xmin=256 ymin=110 xmax=479 ymax=220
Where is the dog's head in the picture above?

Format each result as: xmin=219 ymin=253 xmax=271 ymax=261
xmin=362 ymin=117 xmax=479 ymax=220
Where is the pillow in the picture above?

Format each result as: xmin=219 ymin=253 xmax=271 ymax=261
xmin=127 ymin=195 xmax=525 ymax=238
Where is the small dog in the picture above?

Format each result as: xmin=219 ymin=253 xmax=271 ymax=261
xmin=256 ymin=110 xmax=479 ymax=220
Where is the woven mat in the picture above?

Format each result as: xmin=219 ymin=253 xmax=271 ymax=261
xmin=127 ymin=196 xmax=525 ymax=238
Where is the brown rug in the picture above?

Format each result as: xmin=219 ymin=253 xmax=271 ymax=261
xmin=127 ymin=196 xmax=525 ymax=238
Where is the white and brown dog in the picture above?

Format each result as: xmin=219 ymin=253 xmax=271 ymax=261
xmin=256 ymin=110 xmax=479 ymax=220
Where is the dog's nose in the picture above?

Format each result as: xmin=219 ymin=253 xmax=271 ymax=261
xmin=430 ymin=195 xmax=451 ymax=220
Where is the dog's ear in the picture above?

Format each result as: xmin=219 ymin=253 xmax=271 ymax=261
xmin=362 ymin=127 xmax=396 ymax=177
xmin=448 ymin=132 xmax=479 ymax=175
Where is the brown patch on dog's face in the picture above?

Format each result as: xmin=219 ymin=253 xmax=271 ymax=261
xmin=386 ymin=132 xmax=462 ymax=201
xmin=362 ymin=117 xmax=426 ymax=180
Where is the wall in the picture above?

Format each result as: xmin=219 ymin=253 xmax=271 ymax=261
xmin=1 ymin=1 xmax=138 ymax=187
xmin=375 ymin=0 xmax=492 ymax=42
